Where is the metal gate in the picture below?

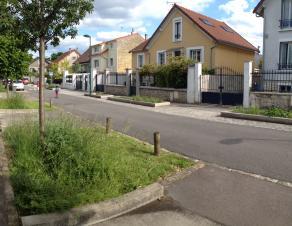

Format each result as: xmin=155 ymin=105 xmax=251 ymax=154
xmin=130 ymin=72 xmax=136 ymax=96
xmin=201 ymin=67 xmax=243 ymax=105
xmin=76 ymin=75 xmax=83 ymax=90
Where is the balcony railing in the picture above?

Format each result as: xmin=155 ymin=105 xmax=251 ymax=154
xmin=280 ymin=19 xmax=292 ymax=29
xmin=278 ymin=63 xmax=292 ymax=70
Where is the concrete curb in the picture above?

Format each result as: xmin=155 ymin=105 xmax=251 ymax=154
xmin=21 ymin=183 xmax=164 ymax=226
xmin=108 ymin=97 xmax=171 ymax=107
xmin=221 ymin=111 xmax=292 ymax=125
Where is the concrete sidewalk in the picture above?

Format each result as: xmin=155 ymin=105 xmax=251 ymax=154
xmin=167 ymin=165 xmax=292 ymax=226
xmin=96 ymin=197 xmax=220 ymax=226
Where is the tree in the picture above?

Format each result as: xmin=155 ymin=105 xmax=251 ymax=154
xmin=9 ymin=0 xmax=94 ymax=143
xmin=50 ymin=52 xmax=63 ymax=61
xmin=0 ymin=0 xmax=31 ymax=81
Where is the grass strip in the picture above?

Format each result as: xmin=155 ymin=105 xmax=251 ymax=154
xmin=4 ymin=115 xmax=193 ymax=216
xmin=233 ymin=106 xmax=292 ymax=119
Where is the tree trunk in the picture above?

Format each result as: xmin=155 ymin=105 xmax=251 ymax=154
xmin=39 ymin=37 xmax=45 ymax=144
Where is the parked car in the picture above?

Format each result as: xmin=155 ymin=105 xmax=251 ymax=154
xmin=12 ymin=80 xmax=25 ymax=91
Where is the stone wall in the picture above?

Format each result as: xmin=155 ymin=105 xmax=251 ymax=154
xmin=105 ymin=85 xmax=128 ymax=96
xmin=140 ymin=86 xmax=187 ymax=103
xmin=250 ymin=92 xmax=292 ymax=109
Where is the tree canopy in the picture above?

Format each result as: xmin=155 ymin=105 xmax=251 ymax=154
xmin=50 ymin=52 xmax=64 ymax=61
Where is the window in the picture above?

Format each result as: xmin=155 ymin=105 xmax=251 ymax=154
xmin=157 ymin=51 xmax=166 ymax=65
xmin=110 ymin=58 xmax=114 ymax=67
xmin=187 ymin=47 xmax=204 ymax=63
xmin=72 ymin=56 xmax=77 ymax=61
xmin=66 ymin=75 xmax=73 ymax=84
xmin=173 ymin=50 xmax=181 ymax=57
xmin=137 ymin=54 xmax=144 ymax=68
xmin=199 ymin=18 xmax=213 ymax=26
xmin=94 ymin=46 xmax=100 ymax=53
xmin=173 ymin=17 xmax=182 ymax=42
xmin=281 ymin=0 xmax=292 ymax=28
xmin=279 ymin=42 xmax=292 ymax=69
xmin=220 ymin=25 xmax=233 ymax=33
xmin=94 ymin=59 xmax=99 ymax=68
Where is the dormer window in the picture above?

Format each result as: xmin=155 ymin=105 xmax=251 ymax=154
xmin=281 ymin=0 xmax=292 ymax=28
xmin=94 ymin=46 xmax=100 ymax=53
xmin=173 ymin=17 xmax=182 ymax=42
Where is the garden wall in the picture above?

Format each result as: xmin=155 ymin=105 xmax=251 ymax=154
xmin=140 ymin=86 xmax=187 ymax=103
xmin=250 ymin=92 xmax=292 ymax=110
xmin=105 ymin=85 xmax=128 ymax=96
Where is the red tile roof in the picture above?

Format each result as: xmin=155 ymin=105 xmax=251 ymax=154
xmin=52 ymin=49 xmax=81 ymax=64
xmin=253 ymin=0 xmax=265 ymax=15
xmin=74 ymin=48 xmax=90 ymax=64
xmin=132 ymin=4 xmax=258 ymax=53
xmin=176 ymin=5 xmax=258 ymax=52
xmin=130 ymin=39 xmax=150 ymax=53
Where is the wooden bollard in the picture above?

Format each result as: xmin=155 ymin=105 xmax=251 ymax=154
xmin=154 ymin=132 xmax=160 ymax=156
xmin=50 ymin=98 xmax=52 ymax=108
xmin=106 ymin=117 xmax=112 ymax=134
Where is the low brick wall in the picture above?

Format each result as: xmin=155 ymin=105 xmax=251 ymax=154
xmin=250 ymin=92 xmax=292 ymax=109
xmin=105 ymin=85 xmax=128 ymax=96
xmin=140 ymin=86 xmax=187 ymax=103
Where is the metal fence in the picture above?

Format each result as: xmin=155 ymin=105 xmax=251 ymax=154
xmin=201 ymin=67 xmax=243 ymax=93
xmin=106 ymin=72 xmax=127 ymax=86
xmin=252 ymin=70 xmax=292 ymax=93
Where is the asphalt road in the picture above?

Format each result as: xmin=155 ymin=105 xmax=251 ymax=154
xmin=33 ymin=90 xmax=292 ymax=183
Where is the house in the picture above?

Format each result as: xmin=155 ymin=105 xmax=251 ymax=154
xmin=74 ymin=48 xmax=90 ymax=73
xmin=51 ymin=49 xmax=81 ymax=74
xmin=91 ymin=33 xmax=145 ymax=73
xmin=29 ymin=58 xmax=50 ymax=74
xmin=131 ymin=4 xmax=258 ymax=73
xmin=254 ymin=0 xmax=292 ymax=70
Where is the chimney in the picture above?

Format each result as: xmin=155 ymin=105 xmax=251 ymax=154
xmin=145 ymin=34 xmax=148 ymax=40
xmin=131 ymin=28 xmax=134 ymax=35
xmin=69 ymin=48 xmax=72 ymax=51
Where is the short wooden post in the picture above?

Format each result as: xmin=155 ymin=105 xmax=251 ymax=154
xmin=106 ymin=117 xmax=112 ymax=134
xmin=0 ymin=121 xmax=2 ymax=133
xmin=154 ymin=132 xmax=160 ymax=156
xmin=50 ymin=98 xmax=52 ymax=108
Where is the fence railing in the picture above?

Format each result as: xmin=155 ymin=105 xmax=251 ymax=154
xmin=252 ymin=70 xmax=292 ymax=93
xmin=280 ymin=19 xmax=292 ymax=29
xmin=106 ymin=72 xmax=127 ymax=86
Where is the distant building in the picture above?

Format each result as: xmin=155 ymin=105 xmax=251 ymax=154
xmin=74 ymin=48 xmax=90 ymax=73
xmin=29 ymin=58 xmax=50 ymax=74
xmin=51 ymin=49 xmax=81 ymax=74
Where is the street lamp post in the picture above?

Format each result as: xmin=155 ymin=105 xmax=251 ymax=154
xmin=84 ymin=34 xmax=92 ymax=96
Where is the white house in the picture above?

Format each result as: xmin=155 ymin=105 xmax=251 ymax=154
xmin=254 ymin=0 xmax=292 ymax=70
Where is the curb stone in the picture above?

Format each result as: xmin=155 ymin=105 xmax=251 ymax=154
xmin=221 ymin=111 xmax=292 ymax=125
xmin=21 ymin=183 xmax=164 ymax=226
xmin=108 ymin=97 xmax=170 ymax=107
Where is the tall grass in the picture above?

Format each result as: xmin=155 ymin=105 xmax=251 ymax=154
xmin=4 ymin=115 xmax=192 ymax=216
xmin=0 ymin=93 xmax=27 ymax=109
xmin=233 ymin=106 xmax=292 ymax=118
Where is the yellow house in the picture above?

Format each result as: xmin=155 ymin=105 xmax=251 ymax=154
xmin=131 ymin=4 xmax=258 ymax=73
xmin=51 ymin=49 xmax=81 ymax=74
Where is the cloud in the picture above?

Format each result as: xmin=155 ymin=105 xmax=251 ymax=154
xmin=219 ymin=0 xmax=263 ymax=51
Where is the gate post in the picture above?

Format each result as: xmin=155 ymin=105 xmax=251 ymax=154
xmin=243 ymin=61 xmax=253 ymax=108
xmin=126 ymin=68 xmax=132 ymax=96
xmin=136 ymin=69 xmax=140 ymax=96
xmin=187 ymin=63 xmax=202 ymax=104
xmin=104 ymin=69 xmax=110 ymax=93
xmin=63 ymin=70 xmax=69 ymax=89
xmin=187 ymin=65 xmax=195 ymax=104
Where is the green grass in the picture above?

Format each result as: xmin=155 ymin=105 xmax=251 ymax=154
xmin=0 ymin=84 xmax=6 ymax=92
xmin=4 ymin=115 xmax=193 ymax=216
xmin=233 ymin=106 xmax=292 ymax=119
xmin=124 ymin=96 xmax=164 ymax=103
xmin=0 ymin=93 xmax=51 ymax=109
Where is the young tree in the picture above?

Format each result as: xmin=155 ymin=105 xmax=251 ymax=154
xmin=50 ymin=52 xmax=64 ymax=61
xmin=9 ymin=0 xmax=94 ymax=143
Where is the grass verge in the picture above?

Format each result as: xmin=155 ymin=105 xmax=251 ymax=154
xmin=4 ymin=115 xmax=193 ymax=216
xmin=233 ymin=106 xmax=292 ymax=119
xmin=0 ymin=93 xmax=51 ymax=109
xmin=124 ymin=96 xmax=164 ymax=103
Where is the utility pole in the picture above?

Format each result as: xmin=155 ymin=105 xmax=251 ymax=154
xmin=84 ymin=35 xmax=92 ymax=96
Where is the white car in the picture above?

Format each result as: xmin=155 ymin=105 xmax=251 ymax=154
xmin=12 ymin=80 xmax=25 ymax=91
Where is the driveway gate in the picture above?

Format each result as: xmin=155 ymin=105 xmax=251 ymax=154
xmin=95 ymin=73 xmax=105 ymax=92
xmin=76 ymin=75 xmax=83 ymax=90
xmin=130 ymin=72 xmax=136 ymax=96
xmin=201 ymin=67 xmax=243 ymax=105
